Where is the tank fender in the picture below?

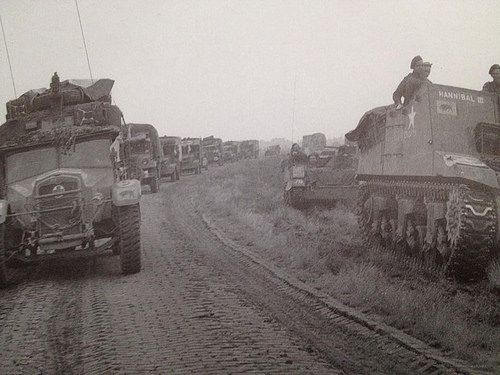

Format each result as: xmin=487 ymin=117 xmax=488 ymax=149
xmin=435 ymin=152 xmax=499 ymax=189
xmin=112 ymin=179 xmax=141 ymax=207
xmin=0 ymin=199 xmax=7 ymax=224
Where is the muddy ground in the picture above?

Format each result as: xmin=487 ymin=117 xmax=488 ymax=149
xmin=0 ymin=174 xmax=488 ymax=374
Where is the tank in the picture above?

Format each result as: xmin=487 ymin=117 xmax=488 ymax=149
xmin=124 ymin=123 xmax=163 ymax=193
xmin=282 ymin=144 xmax=358 ymax=208
xmin=0 ymin=74 xmax=143 ymax=286
xmin=346 ymin=82 xmax=500 ymax=281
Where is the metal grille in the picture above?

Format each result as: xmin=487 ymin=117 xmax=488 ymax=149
xmin=36 ymin=176 xmax=83 ymax=237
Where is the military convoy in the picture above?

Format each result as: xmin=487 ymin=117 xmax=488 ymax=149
xmin=302 ymin=133 xmax=326 ymax=155
xmin=160 ymin=136 xmax=182 ymax=181
xmin=202 ymin=136 xmax=224 ymax=166
xmin=240 ymin=140 xmax=259 ymax=159
xmin=0 ymin=74 xmax=142 ymax=286
xmin=222 ymin=141 xmax=240 ymax=163
xmin=346 ymin=83 xmax=500 ymax=280
xmin=181 ymin=137 xmax=205 ymax=174
xmin=264 ymin=145 xmax=281 ymax=157
xmin=125 ymin=123 xmax=163 ymax=193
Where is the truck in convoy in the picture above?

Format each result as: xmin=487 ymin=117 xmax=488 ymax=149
xmin=302 ymin=133 xmax=326 ymax=155
xmin=282 ymin=144 xmax=357 ymax=208
xmin=202 ymin=136 xmax=223 ymax=166
xmin=264 ymin=144 xmax=281 ymax=157
xmin=0 ymin=73 xmax=142 ymax=286
xmin=124 ymin=123 xmax=163 ymax=193
xmin=346 ymin=82 xmax=500 ymax=281
xmin=181 ymin=137 xmax=205 ymax=174
xmin=160 ymin=136 xmax=182 ymax=181
xmin=222 ymin=141 xmax=240 ymax=163
xmin=240 ymin=140 xmax=259 ymax=159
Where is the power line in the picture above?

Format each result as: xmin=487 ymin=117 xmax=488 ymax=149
xmin=74 ymin=0 xmax=93 ymax=83
xmin=0 ymin=13 xmax=17 ymax=97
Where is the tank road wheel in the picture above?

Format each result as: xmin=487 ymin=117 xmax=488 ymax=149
xmin=150 ymin=176 xmax=159 ymax=193
xmin=444 ymin=186 xmax=496 ymax=281
xmin=117 ymin=204 xmax=142 ymax=275
xmin=0 ymin=223 xmax=7 ymax=288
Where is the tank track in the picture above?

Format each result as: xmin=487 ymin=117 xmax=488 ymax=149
xmin=358 ymin=179 xmax=497 ymax=281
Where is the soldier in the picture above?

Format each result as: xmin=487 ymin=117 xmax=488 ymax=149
xmin=482 ymin=64 xmax=500 ymax=94
xmin=393 ymin=55 xmax=432 ymax=108
xmin=290 ymin=143 xmax=308 ymax=164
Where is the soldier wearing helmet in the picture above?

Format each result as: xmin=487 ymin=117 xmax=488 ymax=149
xmin=393 ymin=55 xmax=432 ymax=108
xmin=289 ymin=143 xmax=308 ymax=163
xmin=482 ymin=64 xmax=500 ymax=94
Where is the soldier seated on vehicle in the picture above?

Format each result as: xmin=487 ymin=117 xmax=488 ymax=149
xmin=393 ymin=55 xmax=432 ymax=109
xmin=289 ymin=143 xmax=308 ymax=164
xmin=482 ymin=64 xmax=500 ymax=94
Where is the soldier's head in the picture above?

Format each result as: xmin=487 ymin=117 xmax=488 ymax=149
xmin=410 ymin=56 xmax=423 ymax=70
xmin=489 ymin=64 xmax=500 ymax=84
xmin=414 ymin=60 xmax=432 ymax=79
xmin=291 ymin=143 xmax=301 ymax=154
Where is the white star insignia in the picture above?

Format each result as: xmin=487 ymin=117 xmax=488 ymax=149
xmin=407 ymin=105 xmax=416 ymax=131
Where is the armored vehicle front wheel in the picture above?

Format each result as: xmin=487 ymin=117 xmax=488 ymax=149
xmin=116 ymin=204 xmax=142 ymax=275
xmin=0 ymin=223 xmax=7 ymax=287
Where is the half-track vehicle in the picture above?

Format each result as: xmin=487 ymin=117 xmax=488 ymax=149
xmin=302 ymin=132 xmax=326 ymax=155
xmin=222 ymin=141 xmax=240 ymax=163
xmin=0 ymin=74 xmax=142 ymax=286
xmin=264 ymin=144 xmax=281 ymax=157
xmin=202 ymin=136 xmax=223 ymax=166
xmin=124 ymin=123 xmax=163 ymax=193
xmin=181 ymin=138 xmax=204 ymax=174
xmin=160 ymin=136 xmax=182 ymax=181
xmin=346 ymin=82 xmax=500 ymax=280
xmin=240 ymin=140 xmax=259 ymax=159
xmin=283 ymin=144 xmax=357 ymax=208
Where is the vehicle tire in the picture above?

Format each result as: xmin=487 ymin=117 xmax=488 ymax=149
xmin=116 ymin=204 xmax=142 ymax=275
xmin=150 ymin=176 xmax=159 ymax=193
xmin=0 ymin=223 xmax=8 ymax=288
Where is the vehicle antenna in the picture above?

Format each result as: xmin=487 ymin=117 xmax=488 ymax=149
xmin=0 ymin=13 xmax=17 ymax=97
xmin=291 ymin=75 xmax=297 ymax=143
xmin=74 ymin=0 xmax=94 ymax=83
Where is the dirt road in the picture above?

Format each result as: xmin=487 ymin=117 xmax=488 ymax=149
xmin=0 ymin=176 xmax=473 ymax=374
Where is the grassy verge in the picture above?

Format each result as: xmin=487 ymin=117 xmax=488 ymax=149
xmin=188 ymin=157 xmax=499 ymax=369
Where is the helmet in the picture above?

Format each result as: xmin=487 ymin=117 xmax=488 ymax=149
xmin=489 ymin=64 xmax=500 ymax=75
xmin=410 ymin=55 xmax=423 ymax=69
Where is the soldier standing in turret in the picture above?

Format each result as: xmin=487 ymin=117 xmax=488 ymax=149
xmin=482 ymin=64 xmax=500 ymax=94
xmin=393 ymin=55 xmax=432 ymax=109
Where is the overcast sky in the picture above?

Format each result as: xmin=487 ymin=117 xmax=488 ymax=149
xmin=0 ymin=0 xmax=498 ymax=141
